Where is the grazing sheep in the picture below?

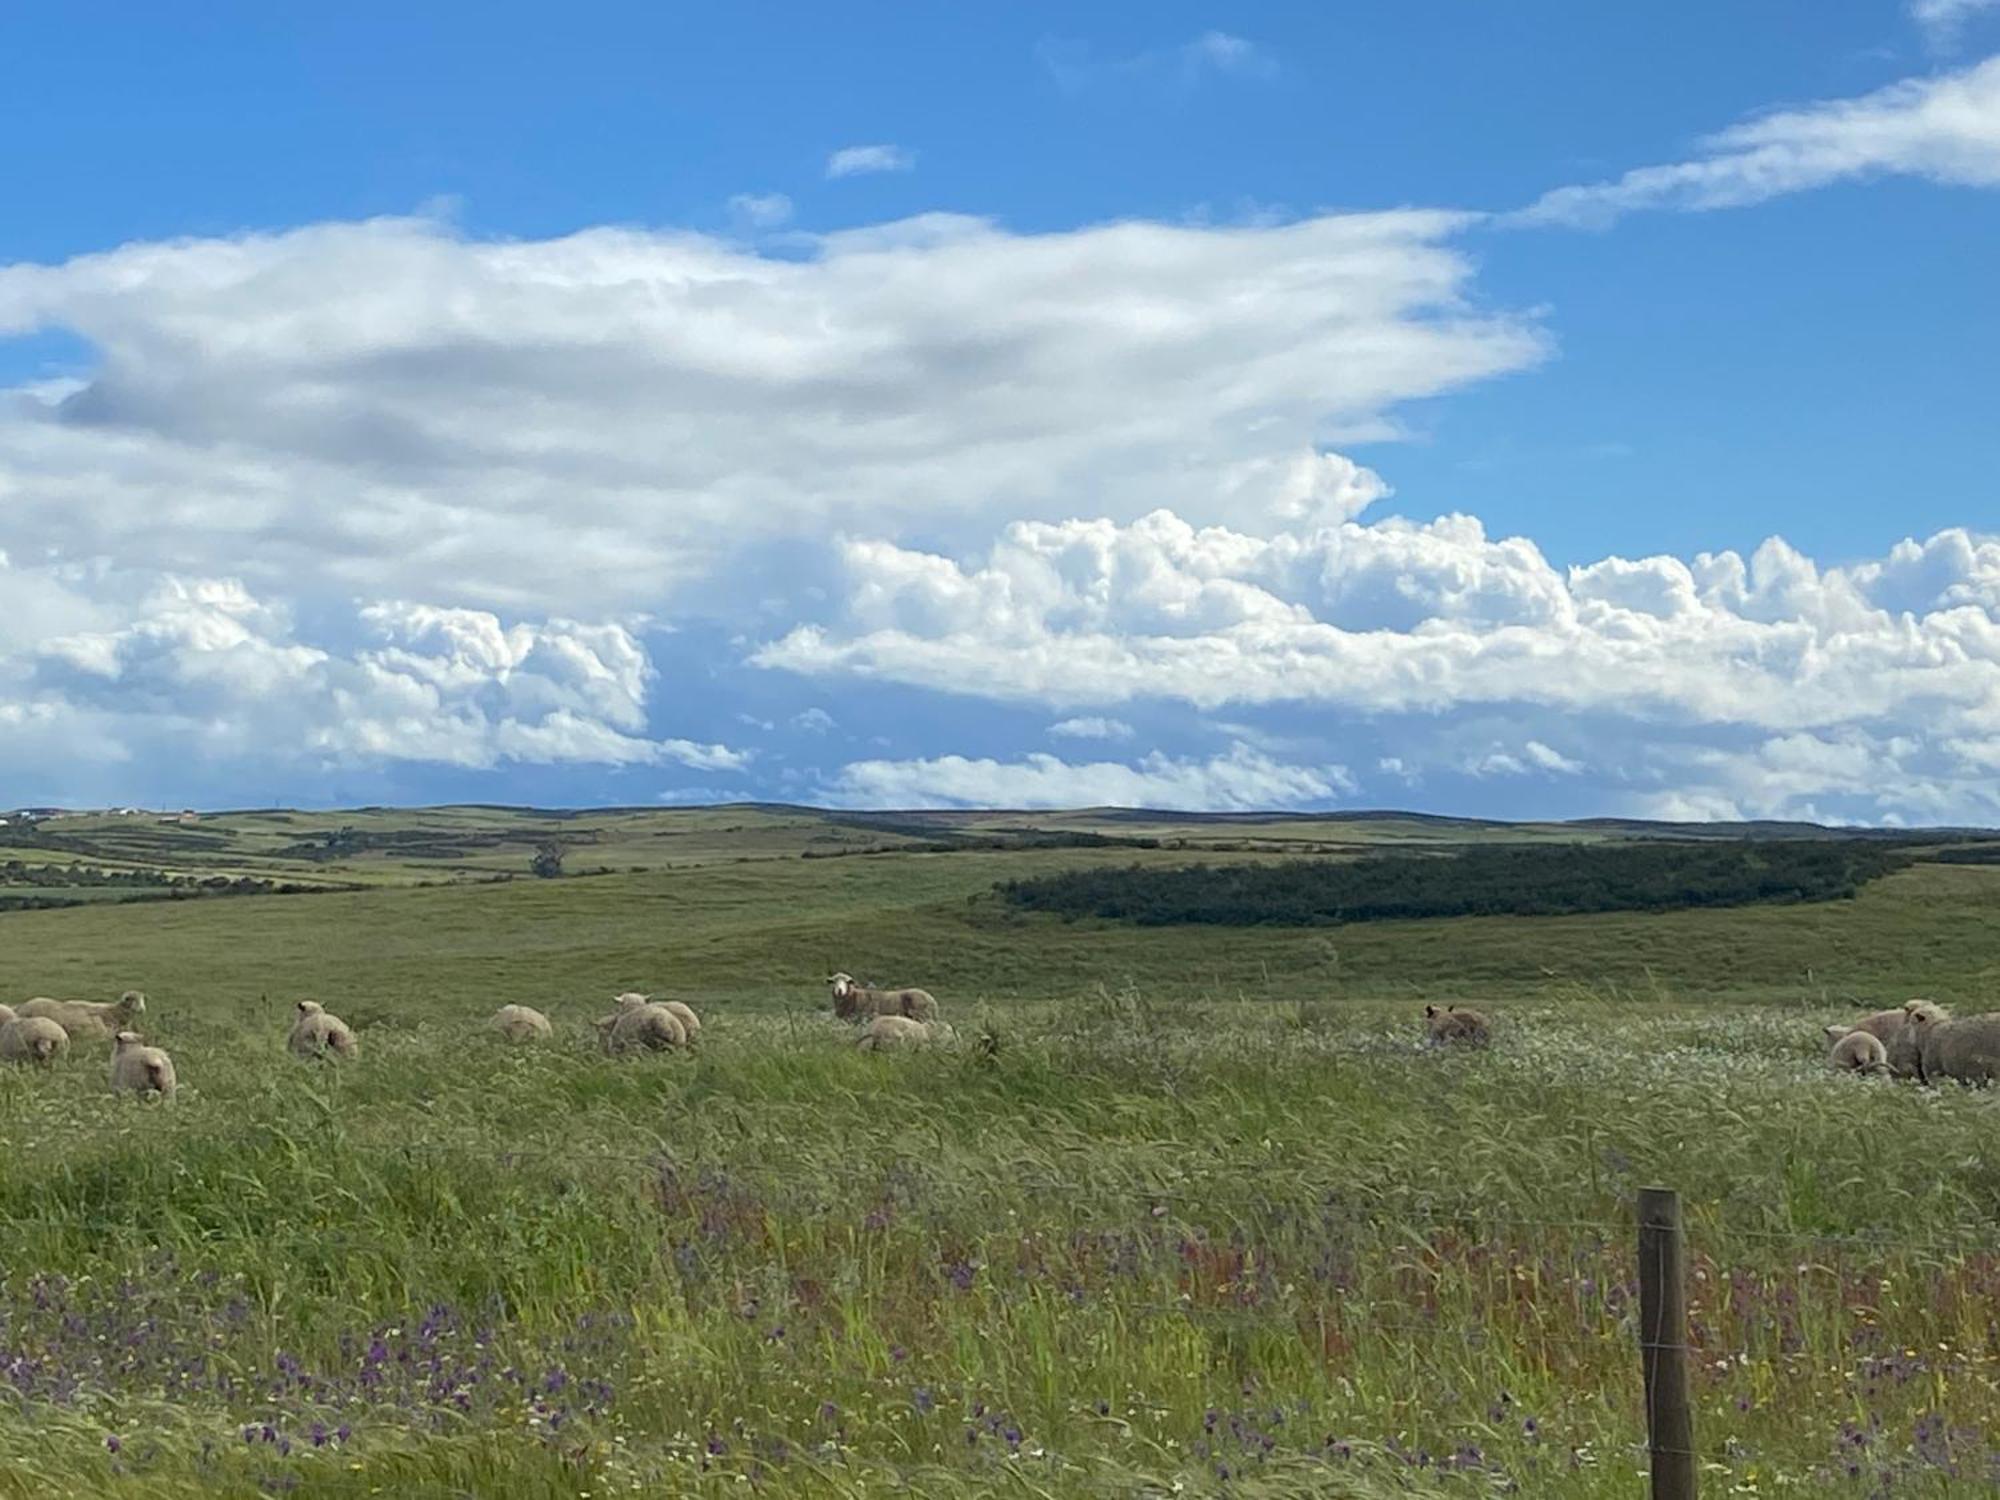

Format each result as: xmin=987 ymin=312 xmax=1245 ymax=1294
xmin=287 ymin=1000 xmax=360 ymax=1061
xmin=1827 ymin=1029 xmax=1890 ymax=1077
xmin=18 ymin=989 xmax=147 ymax=1041
xmin=490 ymin=1004 xmax=553 ymax=1042
xmin=596 ymin=1002 xmax=687 ymax=1055
xmin=855 ymin=1015 xmax=953 ymax=1050
xmin=613 ymin=992 xmax=701 ymax=1041
xmin=1904 ymin=1003 xmax=2000 ymax=1087
xmin=827 ymin=972 xmax=939 ymax=1023
xmin=1423 ymin=1004 xmax=1491 ymax=1047
xmin=1883 ymin=1000 xmax=1942 ymax=1080
xmin=0 ymin=1004 xmax=68 ymax=1066
xmin=109 ymin=1031 xmax=176 ymax=1099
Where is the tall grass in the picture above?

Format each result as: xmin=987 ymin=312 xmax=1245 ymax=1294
xmin=4 ymin=991 xmax=1999 ymax=1496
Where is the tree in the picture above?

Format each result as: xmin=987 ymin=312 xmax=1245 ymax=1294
xmin=530 ymin=841 xmax=566 ymax=879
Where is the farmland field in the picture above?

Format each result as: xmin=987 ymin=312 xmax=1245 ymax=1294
xmin=4 ymin=806 xmax=2000 ymax=1497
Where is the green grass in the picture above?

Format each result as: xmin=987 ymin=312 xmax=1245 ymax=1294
xmin=3 ymin=813 xmax=2000 ymax=1496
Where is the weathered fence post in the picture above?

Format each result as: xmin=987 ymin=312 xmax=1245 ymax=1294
xmin=1637 ymin=1186 xmax=1697 ymax=1500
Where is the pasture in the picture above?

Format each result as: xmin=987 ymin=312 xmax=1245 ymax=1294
xmin=3 ymin=806 xmax=2000 ymax=1496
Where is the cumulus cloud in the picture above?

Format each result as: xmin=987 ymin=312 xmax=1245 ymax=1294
xmin=825 ymin=144 xmax=915 ymax=178
xmin=1 ymin=559 xmax=745 ymax=783
xmin=1049 ymin=716 xmax=1134 ymax=741
xmin=756 ymin=498 xmax=2000 ymax=825
xmin=824 ymin=742 xmax=1352 ymax=811
xmin=0 ymin=212 xmax=1536 ymax=625
xmin=1520 ymin=54 xmax=2000 ymax=225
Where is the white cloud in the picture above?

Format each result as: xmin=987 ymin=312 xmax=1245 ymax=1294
xmin=824 ymin=742 xmax=1352 ymax=811
xmin=1912 ymin=0 xmax=2000 ymax=44
xmin=791 ymin=706 xmax=836 ymax=734
xmin=1520 ymin=54 xmax=2000 ymax=225
xmin=756 ymin=497 xmax=2000 ymax=825
xmin=825 ymin=144 xmax=915 ymax=178
xmin=1039 ymin=31 xmax=1276 ymax=94
xmin=0 ymin=212 xmax=1534 ymax=626
xmin=2 ymin=560 xmax=745 ymax=780
xmin=727 ymin=192 xmax=794 ymax=228
xmin=1049 ymin=715 xmax=1134 ymax=741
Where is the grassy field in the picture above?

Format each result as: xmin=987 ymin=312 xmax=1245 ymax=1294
xmin=3 ymin=807 xmax=2000 ymax=1496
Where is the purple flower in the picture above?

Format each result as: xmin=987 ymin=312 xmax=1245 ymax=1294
xmin=105 ymin=1435 xmax=122 ymax=1454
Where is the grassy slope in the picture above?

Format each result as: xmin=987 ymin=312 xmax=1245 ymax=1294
xmin=2 ymin=814 xmax=1999 ymax=1496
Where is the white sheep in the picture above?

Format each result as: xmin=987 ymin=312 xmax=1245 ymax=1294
xmin=614 ymin=992 xmax=701 ymax=1042
xmin=0 ymin=1003 xmax=69 ymax=1066
xmin=490 ymin=1004 xmax=553 ymax=1042
xmin=855 ymin=1015 xmax=954 ymax=1051
xmin=596 ymin=1001 xmax=687 ymax=1055
xmin=828 ymin=972 xmax=939 ymax=1023
xmin=288 ymin=1000 xmax=360 ymax=1061
xmin=109 ymin=1031 xmax=177 ymax=1099
xmin=1826 ymin=1028 xmax=1890 ymax=1077
xmin=19 ymin=989 xmax=147 ymax=1040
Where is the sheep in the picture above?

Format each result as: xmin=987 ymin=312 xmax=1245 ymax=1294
xmin=1883 ymin=999 xmax=1941 ymax=1080
xmin=287 ymin=1000 xmax=360 ymax=1061
xmin=1826 ymin=1029 xmax=1890 ymax=1077
xmin=109 ymin=1031 xmax=176 ymax=1099
xmin=0 ymin=1004 xmax=68 ymax=1066
xmin=18 ymin=989 xmax=147 ymax=1041
xmin=1903 ymin=1002 xmax=2000 ymax=1087
xmin=827 ymin=972 xmax=939 ymax=1023
xmin=490 ymin=1004 xmax=553 ymax=1042
xmin=1423 ymin=1003 xmax=1491 ymax=1047
xmin=855 ymin=1015 xmax=954 ymax=1051
xmin=1824 ymin=1006 xmax=1921 ymax=1048
xmin=614 ymin=992 xmax=701 ymax=1041
xmin=595 ymin=1002 xmax=687 ymax=1055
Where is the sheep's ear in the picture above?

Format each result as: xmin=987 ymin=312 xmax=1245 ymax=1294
xmin=1423 ymin=1004 xmax=1439 ymax=1018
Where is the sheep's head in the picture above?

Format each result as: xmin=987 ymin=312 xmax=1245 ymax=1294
xmin=614 ymin=992 xmax=648 ymax=1010
xmin=118 ymin=990 xmax=147 ymax=1013
xmin=0 ymin=1005 xmax=15 ymax=1026
xmin=113 ymin=1030 xmax=142 ymax=1049
xmin=1905 ymin=1000 xmax=1948 ymax=1028
xmin=1423 ymin=1004 xmax=1441 ymax=1019
xmin=827 ymin=973 xmax=855 ymax=996
xmin=1824 ymin=1024 xmax=1853 ymax=1041
xmin=296 ymin=1000 xmax=324 ymax=1017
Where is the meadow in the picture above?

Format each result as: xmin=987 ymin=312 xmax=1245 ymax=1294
xmin=3 ymin=806 xmax=2000 ymax=1496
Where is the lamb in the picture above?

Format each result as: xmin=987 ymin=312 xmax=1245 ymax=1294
xmin=855 ymin=1015 xmax=953 ymax=1050
xmin=287 ymin=1000 xmax=360 ymax=1061
xmin=1826 ymin=1029 xmax=1890 ymax=1077
xmin=615 ymin=992 xmax=700 ymax=1041
xmin=109 ymin=1031 xmax=176 ymax=1099
xmin=490 ymin=1004 xmax=553 ymax=1042
xmin=596 ymin=1001 xmax=687 ymax=1055
xmin=0 ymin=1004 xmax=68 ymax=1066
xmin=1423 ymin=1004 xmax=1491 ymax=1047
xmin=1904 ymin=1002 xmax=2000 ymax=1087
xmin=827 ymin=972 xmax=939 ymax=1023
xmin=18 ymin=989 xmax=147 ymax=1041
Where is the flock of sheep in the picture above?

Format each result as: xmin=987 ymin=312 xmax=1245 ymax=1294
xmin=1822 ymin=1000 xmax=2000 ymax=1085
xmin=6 ymin=978 xmax=1993 ymax=1100
xmin=0 ymin=971 xmax=956 ymax=1100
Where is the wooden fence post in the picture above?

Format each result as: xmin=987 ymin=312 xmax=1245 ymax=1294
xmin=1637 ymin=1186 xmax=1697 ymax=1499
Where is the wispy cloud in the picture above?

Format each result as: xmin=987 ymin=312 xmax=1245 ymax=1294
xmin=825 ymin=144 xmax=915 ymax=179
xmin=825 ymin=743 xmax=1350 ymax=812
xmin=1519 ymin=54 xmax=2000 ymax=226
xmin=1050 ymin=716 xmax=1134 ymax=741
xmin=1911 ymin=0 xmax=2000 ymax=46
xmin=1038 ymin=31 xmax=1276 ymax=96
xmin=726 ymin=192 xmax=793 ymax=228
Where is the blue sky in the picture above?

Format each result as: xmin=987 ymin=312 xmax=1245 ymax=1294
xmin=3 ymin=2 xmax=1999 ymax=822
